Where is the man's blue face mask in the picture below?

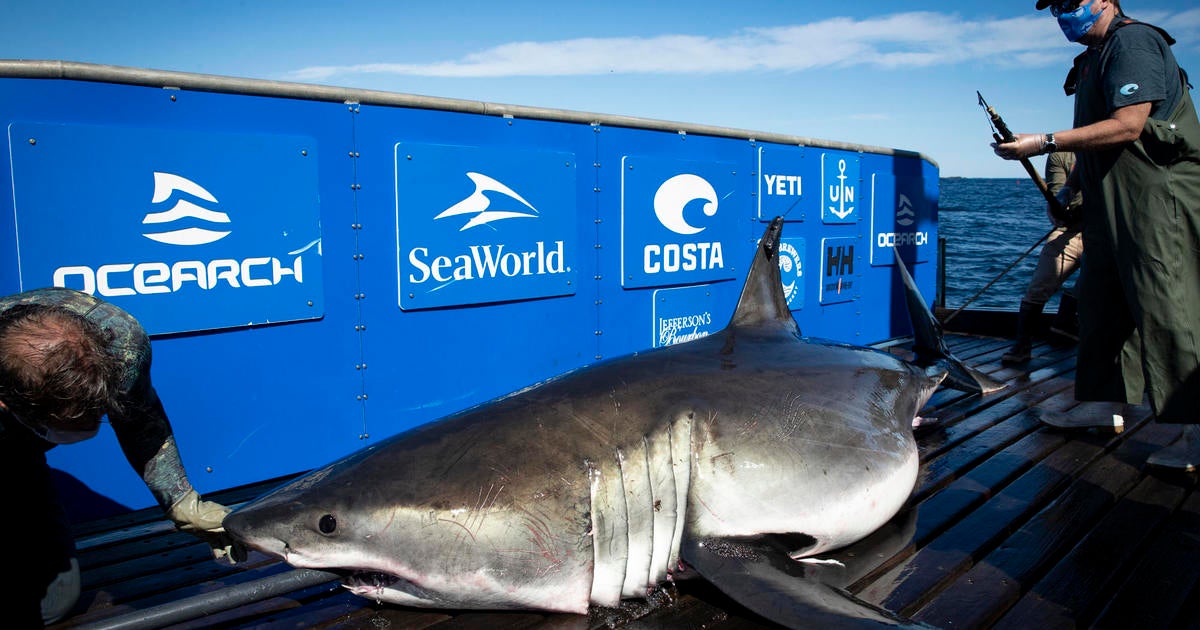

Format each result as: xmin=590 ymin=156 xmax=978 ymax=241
xmin=1052 ymin=0 xmax=1100 ymax=43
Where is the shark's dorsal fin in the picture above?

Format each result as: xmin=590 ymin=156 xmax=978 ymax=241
xmin=727 ymin=217 xmax=799 ymax=335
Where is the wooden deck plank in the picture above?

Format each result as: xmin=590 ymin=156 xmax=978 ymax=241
xmin=856 ymin=416 xmax=1148 ymax=616
xmin=1089 ymin=488 xmax=1200 ymax=629
xmin=911 ymin=419 xmax=1173 ymax=628
xmin=991 ymin=461 xmax=1191 ymax=629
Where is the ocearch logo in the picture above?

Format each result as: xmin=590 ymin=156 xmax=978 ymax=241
xmin=142 ymin=172 xmax=231 ymax=245
xmin=51 ymin=171 xmax=306 ymax=297
xmin=643 ymin=174 xmax=725 ymax=274
xmin=877 ymin=193 xmax=929 ymax=249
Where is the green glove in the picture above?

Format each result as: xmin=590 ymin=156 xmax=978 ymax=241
xmin=167 ymin=489 xmax=246 ymax=564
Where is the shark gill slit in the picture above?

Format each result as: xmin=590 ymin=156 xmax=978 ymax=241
xmin=588 ymin=449 xmax=629 ymax=606
xmin=618 ymin=437 xmax=654 ymax=598
xmin=667 ymin=410 xmax=693 ymax=575
xmin=645 ymin=428 xmax=676 ymax=586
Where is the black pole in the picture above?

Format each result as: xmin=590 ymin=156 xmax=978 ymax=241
xmin=936 ymin=236 xmax=947 ymax=309
xmin=78 ymin=568 xmax=340 ymax=630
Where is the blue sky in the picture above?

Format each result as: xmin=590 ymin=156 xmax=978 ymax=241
xmin=3 ymin=1 xmax=1198 ymax=177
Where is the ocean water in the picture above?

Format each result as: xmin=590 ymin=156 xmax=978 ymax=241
xmin=938 ymin=177 xmax=1071 ymax=312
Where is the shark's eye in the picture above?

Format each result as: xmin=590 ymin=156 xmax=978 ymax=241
xmin=318 ymin=514 xmax=337 ymax=535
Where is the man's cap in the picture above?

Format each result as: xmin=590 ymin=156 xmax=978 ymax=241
xmin=1035 ymin=0 xmax=1055 ymax=9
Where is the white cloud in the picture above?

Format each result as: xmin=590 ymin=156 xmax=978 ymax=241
xmin=285 ymin=10 xmax=1191 ymax=82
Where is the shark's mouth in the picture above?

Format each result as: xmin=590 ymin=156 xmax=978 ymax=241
xmin=343 ymin=570 xmax=438 ymax=604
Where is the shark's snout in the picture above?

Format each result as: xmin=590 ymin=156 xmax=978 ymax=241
xmin=223 ymin=504 xmax=289 ymax=559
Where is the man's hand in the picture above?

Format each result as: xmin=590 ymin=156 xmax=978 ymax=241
xmin=167 ymin=489 xmax=247 ymax=564
xmin=993 ymin=133 xmax=1049 ymax=160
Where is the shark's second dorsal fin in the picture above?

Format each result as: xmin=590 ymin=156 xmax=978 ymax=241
xmin=727 ymin=217 xmax=799 ymax=335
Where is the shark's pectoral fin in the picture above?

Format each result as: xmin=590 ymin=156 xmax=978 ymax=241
xmin=941 ymin=360 xmax=1007 ymax=395
xmin=892 ymin=255 xmax=1006 ymax=397
xmin=679 ymin=535 xmax=934 ymax=629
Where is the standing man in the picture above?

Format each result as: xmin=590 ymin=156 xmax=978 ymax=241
xmin=994 ymin=0 xmax=1200 ymax=470
xmin=0 ymin=288 xmax=239 ymax=626
xmin=1001 ymin=150 xmax=1085 ymax=365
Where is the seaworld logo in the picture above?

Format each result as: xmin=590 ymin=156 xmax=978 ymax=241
xmin=644 ymin=174 xmax=725 ymax=274
xmin=406 ymin=172 xmax=569 ymax=285
xmin=434 ymin=172 xmax=539 ymax=231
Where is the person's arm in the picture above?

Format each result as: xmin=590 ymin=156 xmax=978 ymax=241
xmin=994 ymin=102 xmax=1152 ymax=160
xmin=108 ymin=333 xmax=241 ymax=562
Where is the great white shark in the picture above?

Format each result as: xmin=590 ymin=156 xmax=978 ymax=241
xmin=224 ymin=217 xmax=1004 ymax=628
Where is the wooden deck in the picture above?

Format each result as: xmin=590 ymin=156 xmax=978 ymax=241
xmin=49 ymin=333 xmax=1200 ymax=629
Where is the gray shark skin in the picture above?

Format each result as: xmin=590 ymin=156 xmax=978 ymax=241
xmin=224 ymin=217 xmax=999 ymax=629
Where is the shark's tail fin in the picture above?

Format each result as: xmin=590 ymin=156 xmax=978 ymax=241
xmin=894 ymin=257 xmax=1007 ymax=395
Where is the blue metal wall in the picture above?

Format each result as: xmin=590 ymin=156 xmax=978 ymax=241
xmin=0 ymin=71 xmax=939 ymax=515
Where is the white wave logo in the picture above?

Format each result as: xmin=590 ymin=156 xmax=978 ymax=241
xmin=142 ymin=172 xmax=231 ymax=246
xmin=896 ymin=194 xmax=915 ymax=227
xmin=435 ymin=172 xmax=538 ymax=231
xmin=653 ymin=174 xmax=717 ymax=235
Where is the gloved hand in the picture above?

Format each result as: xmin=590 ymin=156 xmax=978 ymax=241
xmin=1055 ymin=184 xmax=1073 ymax=208
xmin=167 ymin=489 xmax=247 ymax=564
xmin=992 ymin=133 xmax=1048 ymax=160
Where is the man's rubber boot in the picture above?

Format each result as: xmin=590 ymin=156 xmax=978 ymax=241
xmin=1002 ymin=301 xmax=1044 ymax=365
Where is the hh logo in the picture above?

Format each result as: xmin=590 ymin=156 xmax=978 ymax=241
xmin=827 ymin=244 xmax=854 ymax=277
xmin=142 ymin=172 xmax=231 ymax=246
xmin=435 ymin=172 xmax=539 ymax=231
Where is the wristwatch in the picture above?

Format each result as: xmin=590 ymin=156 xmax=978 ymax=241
xmin=1042 ymin=133 xmax=1058 ymax=154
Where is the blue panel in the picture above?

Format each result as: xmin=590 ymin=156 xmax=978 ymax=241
xmin=819 ymin=236 xmax=858 ymax=305
xmin=620 ymin=155 xmax=740 ymax=288
xmin=10 ymin=122 xmax=324 ymax=334
xmin=820 ymin=151 xmax=861 ymax=224
xmin=651 ymin=285 xmax=720 ymax=348
xmin=756 ymin=145 xmax=814 ymax=222
xmin=352 ymin=106 xmax=598 ymax=439
xmin=396 ymin=143 xmax=577 ymax=310
xmin=596 ymin=128 xmax=756 ymax=360
xmin=868 ymin=172 xmax=935 ymax=266
xmin=0 ymin=80 xmax=363 ymax=511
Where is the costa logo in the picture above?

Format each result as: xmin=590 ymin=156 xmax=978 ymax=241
xmin=643 ymin=173 xmax=725 ymax=275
